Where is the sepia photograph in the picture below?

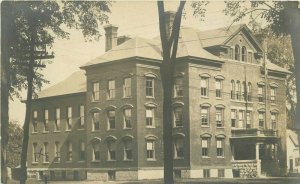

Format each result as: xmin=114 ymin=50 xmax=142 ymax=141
xmin=1 ymin=0 xmax=300 ymax=184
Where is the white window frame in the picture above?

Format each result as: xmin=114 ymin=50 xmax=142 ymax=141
xmin=201 ymin=107 xmax=209 ymax=127
xmin=215 ymin=79 xmax=222 ymax=98
xmin=201 ymin=138 xmax=209 ymax=157
xmin=216 ymin=139 xmax=224 ymax=158
xmin=107 ymin=110 xmax=116 ymax=130
xmin=216 ymin=108 xmax=223 ymax=128
xmin=123 ymin=77 xmax=132 ymax=98
xmin=79 ymin=105 xmax=85 ymax=129
xmin=66 ymin=106 xmax=72 ymax=131
xmin=146 ymin=108 xmax=155 ymax=127
xmin=108 ymin=80 xmax=115 ymax=99
xmin=146 ymin=140 xmax=155 ymax=160
xmin=146 ymin=77 xmax=154 ymax=97
xmin=124 ymin=108 xmax=132 ymax=129
xmin=43 ymin=142 xmax=49 ymax=163
xmin=173 ymin=107 xmax=183 ymax=127
xmin=54 ymin=141 xmax=60 ymax=163
xmin=201 ymin=77 xmax=209 ymax=97
xmin=55 ymin=108 xmax=60 ymax=131
xmin=44 ymin=109 xmax=49 ymax=132
xmin=92 ymin=112 xmax=100 ymax=131
xmin=92 ymin=82 xmax=100 ymax=101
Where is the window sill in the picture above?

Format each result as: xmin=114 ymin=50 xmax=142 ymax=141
xmin=216 ymin=127 xmax=225 ymax=129
xmin=107 ymin=129 xmax=116 ymax=131
xmin=32 ymin=162 xmax=39 ymax=165
xmin=258 ymin=102 xmax=265 ymax=105
xmin=201 ymin=96 xmax=209 ymax=99
xmin=123 ymin=128 xmax=132 ymax=130
xmin=91 ymin=100 xmax=100 ymax=103
xmin=147 ymin=159 xmax=157 ymax=161
xmin=91 ymin=160 xmax=100 ymax=163
xmin=217 ymin=156 xmax=224 ymax=158
xmin=42 ymin=162 xmax=49 ymax=164
xmin=78 ymin=161 xmax=86 ymax=163
xmin=65 ymin=161 xmax=73 ymax=163
xmin=146 ymin=126 xmax=156 ymax=129
xmin=77 ymin=129 xmax=85 ymax=131
xmin=202 ymin=156 xmax=210 ymax=159
xmin=173 ymin=157 xmax=184 ymax=160
xmin=53 ymin=130 xmax=61 ymax=133
xmin=216 ymin=97 xmax=222 ymax=100
xmin=65 ymin=130 xmax=72 ymax=132
xmin=201 ymin=125 xmax=210 ymax=128
xmin=146 ymin=96 xmax=155 ymax=99
xmin=32 ymin=132 xmax=38 ymax=134
xmin=42 ymin=131 xmax=49 ymax=134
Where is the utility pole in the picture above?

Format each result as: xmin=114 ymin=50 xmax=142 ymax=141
xmin=263 ymin=42 xmax=268 ymax=130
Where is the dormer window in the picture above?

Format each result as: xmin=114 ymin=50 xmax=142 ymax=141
xmin=242 ymin=46 xmax=247 ymax=62
xmin=235 ymin=45 xmax=240 ymax=61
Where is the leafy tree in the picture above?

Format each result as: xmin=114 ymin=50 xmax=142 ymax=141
xmin=223 ymin=1 xmax=300 ymax=128
xmin=1 ymin=1 xmax=111 ymax=183
xmin=7 ymin=121 xmax=23 ymax=168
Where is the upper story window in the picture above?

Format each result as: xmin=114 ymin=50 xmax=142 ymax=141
xmin=123 ymin=77 xmax=132 ymax=97
xmin=92 ymin=82 xmax=100 ymax=101
xmin=201 ymin=138 xmax=209 ymax=157
xmin=173 ymin=107 xmax=183 ymax=127
xmin=174 ymin=77 xmax=183 ymax=97
xmin=32 ymin=111 xmax=38 ymax=133
xmin=79 ymin=105 xmax=85 ymax=129
xmin=248 ymin=52 xmax=253 ymax=63
xmin=242 ymin=82 xmax=246 ymax=101
xmin=201 ymin=77 xmax=209 ymax=97
xmin=54 ymin=141 xmax=60 ymax=163
xmin=247 ymin=82 xmax=252 ymax=101
xmin=235 ymin=45 xmax=240 ymax=61
xmin=33 ymin=143 xmax=38 ymax=162
xmin=79 ymin=141 xmax=86 ymax=161
xmin=107 ymin=110 xmax=116 ymax=130
xmin=92 ymin=140 xmax=101 ymax=161
xmin=43 ymin=142 xmax=49 ymax=163
xmin=92 ymin=112 xmax=100 ymax=131
xmin=228 ymin=47 xmax=234 ymax=59
xmin=238 ymin=110 xmax=244 ymax=128
xmin=123 ymin=139 xmax=133 ymax=160
xmin=246 ymin=111 xmax=251 ymax=128
xmin=215 ymin=79 xmax=222 ymax=98
xmin=201 ymin=107 xmax=209 ymax=127
xmin=216 ymin=108 xmax=224 ymax=128
xmin=124 ymin=108 xmax=132 ymax=128
xmin=258 ymin=85 xmax=265 ymax=103
xmin=44 ymin=109 xmax=49 ymax=132
xmin=55 ymin=108 xmax=60 ymax=131
xmin=174 ymin=137 xmax=184 ymax=159
xmin=270 ymin=87 xmax=276 ymax=104
xmin=271 ymin=112 xmax=278 ymax=130
xmin=242 ymin=46 xmax=247 ymax=62
xmin=66 ymin=106 xmax=72 ymax=131
xmin=108 ymin=80 xmax=115 ymax=99
xmin=66 ymin=141 xmax=72 ymax=161
xmin=231 ymin=80 xmax=235 ymax=100
xmin=236 ymin=81 xmax=241 ymax=100
xmin=216 ymin=139 xmax=224 ymax=158
xmin=259 ymin=112 xmax=265 ymax=129
xmin=231 ymin=110 xmax=237 ymax=128
xmin=146 ymin=108 xmax=154 ymax=127
xmin=107 ymin=140 xmax=116 ymax=161
xmin=146 ymin=77 xmax=154 ymax=97
xmin=146 ymin=140 xmax=155 ymax=160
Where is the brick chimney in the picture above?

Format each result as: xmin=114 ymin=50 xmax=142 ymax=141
xmin=164 ymin=11 xmax=176 ymax=39
xmin=104 ymin=24 xmax=118 ymax=52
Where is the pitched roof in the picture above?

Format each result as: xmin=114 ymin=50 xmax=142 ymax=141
xmin=198 ymin=24 xmax=243 ymax=48
xmin=37 ymin=71 xmax=86 ymax=99
xmin=81 ymin=37 xmax=162 ymax=68
xmin=266 ymin=60 xmax=291 ymax=74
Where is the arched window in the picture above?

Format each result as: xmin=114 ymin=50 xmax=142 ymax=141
xmin=242 ymin=46 xmax=247 ymax=62
xmin=231 ymin=80 xmax=235 ymax=100
xmin=235 ymin=45 xmax=240 ymax=61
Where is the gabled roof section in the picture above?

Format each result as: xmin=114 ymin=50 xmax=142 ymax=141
xmin=199 ymin=24 xmax=263 ymax=53
xmin=266 ymin=59 xmax=291 ymax=74
xmin=37 ymin=71 xmax=86 ymax=99
xmin=81 ymin=37 xmax=162 ymax=68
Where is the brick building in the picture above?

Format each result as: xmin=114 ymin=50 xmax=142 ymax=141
xmin=27 ymin=12 xmax=290 ymax=181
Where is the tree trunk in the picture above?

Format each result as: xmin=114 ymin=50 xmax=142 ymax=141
xmin=19 ymin=32 xmax=35 ymax=184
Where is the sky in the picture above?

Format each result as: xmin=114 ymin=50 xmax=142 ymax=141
xmin=9 ymin=1 xmax=246 ymax=125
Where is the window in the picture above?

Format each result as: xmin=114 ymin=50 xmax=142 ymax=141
xmin=247 ymin=83 xmax=252 ymax=101
xmin=246 ymin=111 xmax=251 ymax=128
xmin=107 ymin=141 xmax=116 ymax=161
xmin=270 ymin=87 xmax=276 ymax=103
xmin=146 ymin=140 xmax=155 ymax=160
xmin=108 ymin=171 xmax=116 ymax=181
xmin=92 ymin=82 xmax=100 ymax=101
xmin=123 ymin=77 xmax=131 ymax=97
xmin=216 ymin=139 xmax=224 ymax=157
xmin=203 ymin=169 xmax=210 ymax=178
xmin=146 ymin=77 xmax=154 ymax=97
xmin=174 ymin=107 xmax=183 ymax=127
xmin=235 ymin=45 xmax=240 ymax=60
xmin=174 ymin=77 xmax=183 ymax=97
xmin=146 ymin=108 xmax=154 ymax=127
xmin=215 ymin=79 xmax=222 ymax=98
xmin=32 ymin=111 xmax=38 ymax=132
xmin=174 ymin=137 xmax=184 ymax=158
xmin=54 ymin=142 xmax=60 ymax=162
xmin=107 ymin=80 xmax=115 ymax=99
xmin=79 ymin=141 xmax=85 ymax=161
xmin=242 ymin=46 xmax=247 ymax=62
xmin=44 ymin=109 xmax=49 ymax=132
xmin=79 ymin=105 xmax=85 ymax=129
xmin=236 ymin=81 xmax=241 ymax=100
xmin=124 ymin=109 xmax=132 ymax=128
xmin=248 ymin=52 xmax=252 ymax=63
xmin=231 ymin=80 xmax=235 ymax=100
xmin=242 ymin=81 xmax=246 ymax=101
xmin=33 ymin=143 xmax=38 ymax=162
xmin=201 ymin=77 xmax=208 ymax=97
xmin=231 ymin=110 xmax=237 ymax=128
xmin=201 ymin=107 xmax=209 ymax=126
xmin=271 ymin=112 xmax=278 ymax=130
xmin=216 ymin=108 xmax=223 ymax=128
xmin=66 ymin=142 xmax=72 ymax=161
xmin=218 ymin=169 xmax=225 ymax=178
xmin=201 ymin=138 xmax=209 ymax=157
xmin=124 ymin=140 xmax=133 ymax=160
xmin=55 ymin=108 xmax=60 ymax=131
xmin=107 ymin=110 xmax=115 ymax=130
xmin=43 ymin=142 xmax=49 ymax=163
xmin=228 ymin=47 xmax=234 ymax=59
xmin=66 ymin=107 xmax=72 ymax=130
xmin=92 ymin=141 xmax=100 ymax=161
xmin=92 ymin=112 xmax=100 ymax=130
xmin=238 ymin=111 xmax=244 ymax=128
xmin=259 ymin=112 xmax=265 ymax=129
xmin=258 ymin=85 xmax=265 ymax=103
